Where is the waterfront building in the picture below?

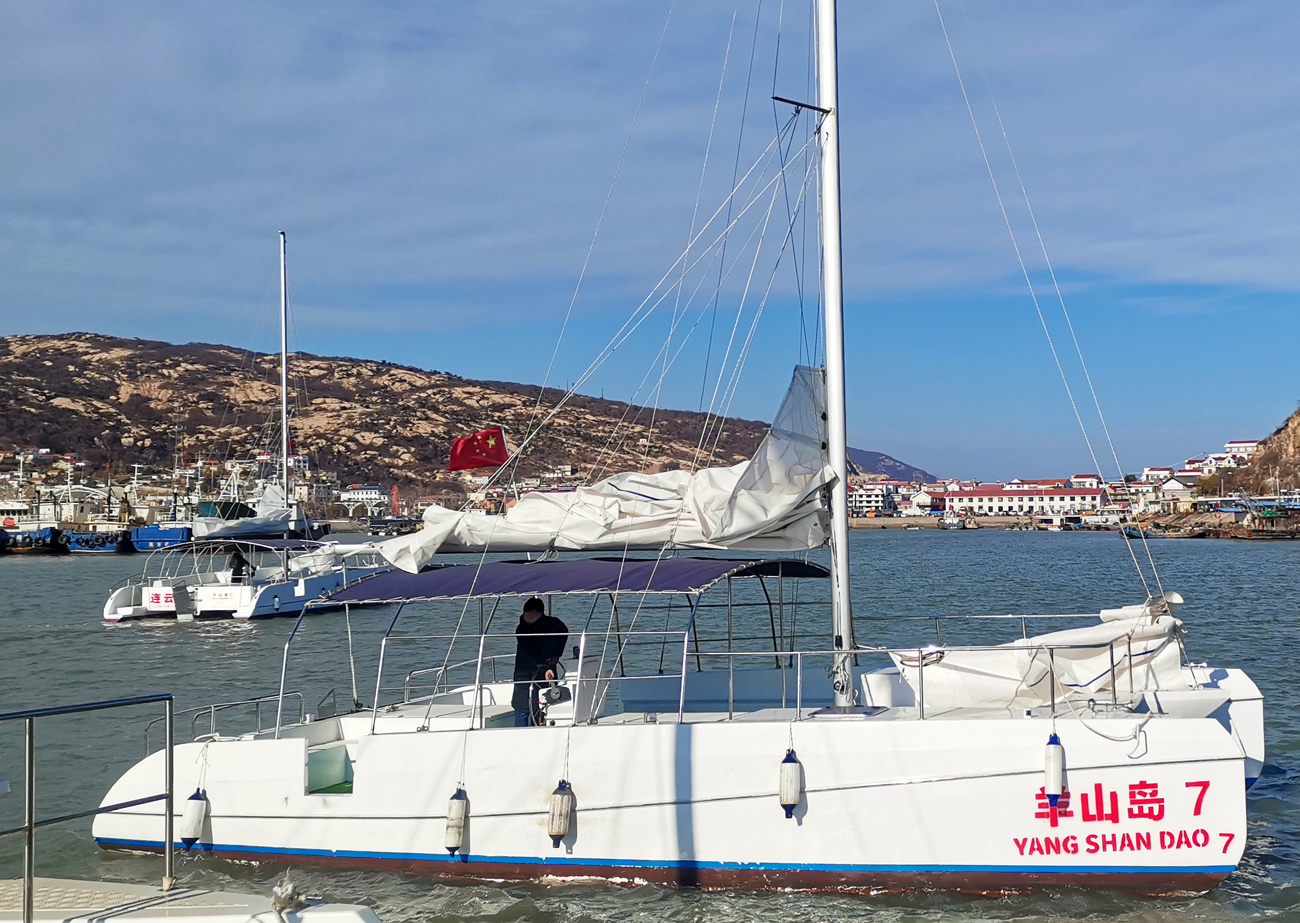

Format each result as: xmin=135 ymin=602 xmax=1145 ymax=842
xmin=945 ymin=485 xmax=1106 ymax=516
xmin=1006 ymin=477 xmax=1068 ymax=489
xmin=847 ymin=482 xmax=893 ymax=516
xmin=340 ymin=484 xmax=386 ymax=504
xmin=902 ymin=488 xmax=945 ymax=516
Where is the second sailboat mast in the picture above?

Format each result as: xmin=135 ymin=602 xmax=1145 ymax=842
xmin=279 ymin=231 xmax=290 ymax=504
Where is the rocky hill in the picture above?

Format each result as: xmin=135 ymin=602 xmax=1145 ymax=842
xmin=0 ymin=333 xmax=771 ymax=490
xmin=1237 ymin=405 xmax=1300 ymax=494
xmin=847 ymin=447 xmax=937 ymax=483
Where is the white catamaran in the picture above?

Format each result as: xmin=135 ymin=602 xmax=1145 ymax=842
xmin=94 ymin=3 xmax=1263 ymax=893
xmin=102 ymin=234 xmax=377 ymax=621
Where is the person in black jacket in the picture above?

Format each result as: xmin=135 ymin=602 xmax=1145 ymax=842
xmin=511 ymin=597 xmax=568 ymax=727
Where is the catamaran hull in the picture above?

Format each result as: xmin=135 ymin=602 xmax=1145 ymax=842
xmin=103 ymin=567 xmax=388 ymax=621
xmin=94 ymin=715 xmax=1246 ymax=895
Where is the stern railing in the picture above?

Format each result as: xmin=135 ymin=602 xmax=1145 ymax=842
xmin=0 ymin=694 xmax=176 ymax=923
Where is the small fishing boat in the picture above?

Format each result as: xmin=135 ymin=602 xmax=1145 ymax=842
xmin=937 ymin=510 xmax=965 ymax=530
xmin=1121 ymin=524 xmax=1160 ymax=540
xmin=66 ymin=527 xmax=133 ymax=554
xmin=102 ymin=539 xmax=391 ymax=621
xmin=128 ymin=523 xmax=194 ymax=551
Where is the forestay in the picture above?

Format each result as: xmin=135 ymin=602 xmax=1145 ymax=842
xmin=380 ymin=366 xmax=834 ymax=573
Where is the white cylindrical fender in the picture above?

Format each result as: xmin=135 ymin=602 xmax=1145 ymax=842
xmin=179 ymin=788 xmax=209 ymax=850
xmin=445 ymin=788 xmax=469 ymax=855
xmin=778 ymin=749 xmax=803 ymax=818
xmin=548 ymin=780 xmax=573 ymax=848
xmin=1044 ymin=733 xmax=1065 ymax=806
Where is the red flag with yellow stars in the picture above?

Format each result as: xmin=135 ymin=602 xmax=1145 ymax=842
xmin=448 ymin=426 xmax=509 ymax=471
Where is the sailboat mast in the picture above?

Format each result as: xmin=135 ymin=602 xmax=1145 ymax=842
xmin=279 ymin=231 xmax=290 ymax=505
xmin=816 ymin=0 xmax=855 ymax=705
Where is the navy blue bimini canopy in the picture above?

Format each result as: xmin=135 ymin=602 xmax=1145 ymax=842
xmin=326 ymin=557 xmax=828 ymax=605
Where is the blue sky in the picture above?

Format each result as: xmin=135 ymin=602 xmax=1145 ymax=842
xmin=2 ymin=2 xmax=1298 ymax=481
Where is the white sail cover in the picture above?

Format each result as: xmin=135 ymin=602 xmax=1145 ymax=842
xmin=192 ymin=484 xmax=308 ymax=539
xmin=888 ymin=594 xmax=1192 ymax=709
xmin=381 ymin=366 xmax=833 ymax=573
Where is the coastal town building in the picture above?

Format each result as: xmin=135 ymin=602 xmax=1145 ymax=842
xmin=847 ymin=482 xmax=893 ymax=516
xmin=340 ymin=484 xmax=386 ymax=505
xmin=293 ymin=482 xmax=335 ymax=502
xmin=945 ymin=486 xmax=1106 ymax=516
xmin=1224 ymin=440 xmax=1261 ymax=458
xmin=901 ymin=488 xmax=945 ymax=516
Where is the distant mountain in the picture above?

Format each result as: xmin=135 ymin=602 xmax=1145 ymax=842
xmin=847 ymin=447 xmax=936 ymax=484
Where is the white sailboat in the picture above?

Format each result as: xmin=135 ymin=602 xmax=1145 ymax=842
xmin=93 ymin=3 xmax=1263 ymax=893
xmin=104 ymin=234 xmax=387 ymax=621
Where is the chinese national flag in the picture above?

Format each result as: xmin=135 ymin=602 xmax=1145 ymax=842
xmin=448 ymin=426 xmax=509 ymax=471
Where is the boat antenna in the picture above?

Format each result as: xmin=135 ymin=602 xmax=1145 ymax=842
xmin=816 ymin=0 xmax=855 ymax=706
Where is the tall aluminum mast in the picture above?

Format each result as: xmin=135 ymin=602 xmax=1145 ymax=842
xmin=279 ymin=231 xmax=290 ymax=506
xmin=816 ymin=0 xmax=855 ymax=705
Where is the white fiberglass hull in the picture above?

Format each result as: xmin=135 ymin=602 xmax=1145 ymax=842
xmin=103 ymin=567 xmax=387 ymax=621
xmin=94 ymin=701 xmax=1251 ymax=893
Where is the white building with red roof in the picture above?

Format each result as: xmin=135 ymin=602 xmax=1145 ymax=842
xmin=1224 ymin=440 xmax=1261 ymax=457
xmin=945 ymin=485 xmax=1106 ymax=516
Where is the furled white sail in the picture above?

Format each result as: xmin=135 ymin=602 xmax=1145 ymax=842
xmin=192 ymin=484 xmax=307 ymax=539
xmin=381 ymin=366 xmax=833 ymax=573
xmin=888 ymin=594 xmax=1191 ymax=709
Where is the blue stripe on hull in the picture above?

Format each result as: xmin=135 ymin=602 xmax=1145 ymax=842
xmin=95 ymin=837 xmax=1233 ymax=877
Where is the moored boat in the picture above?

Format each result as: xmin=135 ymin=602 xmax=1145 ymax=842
xmin=937 ymin=510 xmax=965 ymax=530
xmin=66 ymin=528 xmax=134 ymax=553
xmin=102 ymin=539 xmax=391 ymax=621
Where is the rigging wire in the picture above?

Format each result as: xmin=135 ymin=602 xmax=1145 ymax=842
xmin=478 ymin=128 xmax=818 ymax=496
xmin=695 ymin=111 xmax=809 ymax=465
xmin=701 ymin=0 xmax=767 ymax=413
xmin=645 ymin=6 xmax=741 ymax=464
xmin=589 ymin=112 xmax=808 ymax=484
xmin=769 ymin=0 xmax=812 ymax=367
xmin=953 ymin=0 xmax=1165 ymax=596
xmin=933 ymin=0 xmax=1156 ymax=598
xmin=706 ymin=142 xmax=818 ymax=464
xmin=529 ymin=2 xmax=677 ymax=431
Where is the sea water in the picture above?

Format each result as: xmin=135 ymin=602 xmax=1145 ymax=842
xmin=0 ymin=529 xmax=1295 ymax=921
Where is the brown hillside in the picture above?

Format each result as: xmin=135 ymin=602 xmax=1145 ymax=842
xmin=0 ymin=333 xmax=769 ymax=489
xmin=1237 ymin=405 xmax=1300 ymax=494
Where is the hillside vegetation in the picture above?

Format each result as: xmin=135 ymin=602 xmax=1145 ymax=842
xmin=0 ymin=333 xmax=768 ymax=487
